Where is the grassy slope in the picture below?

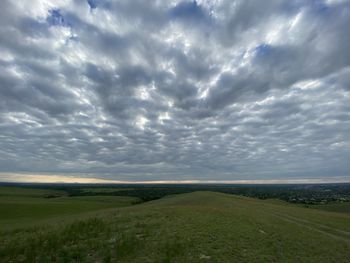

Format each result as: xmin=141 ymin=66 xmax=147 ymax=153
xmin=0 ymin=187 xmax=140 ymax=230
xmin=1 ymin=191 xmax=350 ymax=263
xmin=0 ymin=186 xmax=67 ymax=197
xmin=313 ymin=202 xmax=350 ymax=214
xmin=263 ymin=197 xmax=350 ymax=214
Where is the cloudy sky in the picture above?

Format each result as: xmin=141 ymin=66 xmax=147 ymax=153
xmin=0 ymin=0 xmax=350 ymax=183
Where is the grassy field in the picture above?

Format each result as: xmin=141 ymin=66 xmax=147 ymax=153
xmin=1 ymin=188 xmax=350 ymax=262
xmin=313 ymin=202 xmax=350 ymax=214
xmin=0 ymin=186 xmax=140 ymax=230
xmin=0 ymin=186 xmax=67 ymax=197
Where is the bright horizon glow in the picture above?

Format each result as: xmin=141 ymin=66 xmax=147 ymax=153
xmin=0 ymin=173 xmax=349 ymax=185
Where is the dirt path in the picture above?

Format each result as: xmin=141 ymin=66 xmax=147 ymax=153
xmin=272 ymin=212 xmax=350 ymax=243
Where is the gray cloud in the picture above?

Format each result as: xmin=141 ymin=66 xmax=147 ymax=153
xmin=0 ymin=0 xmax=350 ymax=182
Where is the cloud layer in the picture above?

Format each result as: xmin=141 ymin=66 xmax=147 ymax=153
xmin=0 ymin=0 xmax=350 ymax=182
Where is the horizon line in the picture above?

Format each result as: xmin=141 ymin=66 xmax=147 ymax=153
xmin=0 ymin=173 xmax=350 ymax=185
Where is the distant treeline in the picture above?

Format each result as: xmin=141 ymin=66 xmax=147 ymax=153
xmin=1 ymin=182 xmax=349 ymax=205
xmin=63 ymin=184 xmax=350 ymax=205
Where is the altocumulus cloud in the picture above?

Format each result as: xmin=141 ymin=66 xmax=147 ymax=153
xmin=0 ymin=0 xmax=350 ymax=183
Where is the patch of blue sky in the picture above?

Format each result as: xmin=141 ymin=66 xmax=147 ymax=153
xmin=170 ymin=1 xmax=207 ymax=20
xmin=46 ymin=9 xmax=70 ymax=27
xmin=87 ymin=0 xmax=98 ymax=9
xmin=254 ymin=44 xmax=273 ymax=57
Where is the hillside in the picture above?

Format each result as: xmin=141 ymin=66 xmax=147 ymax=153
xmin=0 ymin=186 xmax=140 ymax=230
xmin=1 ymin=191 xmax=350 ymax=262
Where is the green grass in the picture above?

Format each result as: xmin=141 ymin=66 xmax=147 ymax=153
xmin=313 ymin=202 xmax=350 ymax=214
xmin=1 ymin=191 xmax=350 ymax=262
xmin=0 ymin=186 xmax=67 ymax=197
xmin=0 ymin=191 xmax=140 ymax=230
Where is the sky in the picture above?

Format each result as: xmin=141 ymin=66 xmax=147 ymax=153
xmin=0 ymin=0 xmax=350 ymax=184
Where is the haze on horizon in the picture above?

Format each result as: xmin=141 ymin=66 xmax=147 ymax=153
xmin=0 ymin=0 xmax=350 ymax=184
